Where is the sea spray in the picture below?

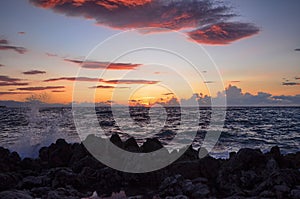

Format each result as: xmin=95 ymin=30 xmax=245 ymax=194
xmin=10 ymin=94 xmax=66 ymax=158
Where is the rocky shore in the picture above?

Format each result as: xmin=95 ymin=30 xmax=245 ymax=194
xmin=0 ymin=134 xmax=300 ymax=199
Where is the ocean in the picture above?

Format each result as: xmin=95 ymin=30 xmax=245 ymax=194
xmin=0 ymin=106 xmax=299 ymax=159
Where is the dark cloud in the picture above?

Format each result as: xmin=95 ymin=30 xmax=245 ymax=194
xmin=89 ymin=85 xmax=115 ymax=89
xmin=295 ymin=77 xmax=300 ymax=80
xmin=0 ymin=82 xmax=29 ymax=86
xmin=0 ymin=75 xmax=22 ymax=82
xmin=0 ymin=91 xmax=32 ymax=95
xmin=23 ymin=70 xmax=46 ymax=75
xmin=65 ymin=59 xmax=142 ymax=70
xmin=0 ymin=39 xmax=8 ymax=45
xmin=163 ymin=92 xmax=174 ymax=96
xmin=18 ymin=32 xmax=26 ymax=35
xmin=282 ymin=82 xmax=300 ymax=86
xmin=44 ymin=76 xmax=101 ymax=82
xmin=0 ymin=64 xmax=4 ymax=67
xmin=29 ymin=0 xmax=259 ymax=45
xmin=0 ymin=46 xmax=27 ymax=54
xmin=103 ymin=79 xmax=159 ymax=84
xmin=0 ymin=39 xmax=27 ymax=54
xmin=89 ymin=85 xmax=129 ymax=89
xmin=295 ymin=49 xmax=300 ymax=51
xmin=51 ymin=90 xmax=65 ymax=93
xmin=0 ymin=75 xmax=29 ymax=87
xmin=17 ymin=86 xmax=65 ymax=91
xmin=188 ymin=22 xmax=259 ymax=45
xmin=230 ymin=80 xmax=241 ymax=83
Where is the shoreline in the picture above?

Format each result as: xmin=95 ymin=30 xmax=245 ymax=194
xmin=1 ymin=134 xmax=300 ymax=199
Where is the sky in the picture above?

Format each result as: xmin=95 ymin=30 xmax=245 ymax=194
xmin=0 ymin=0 xmax=299 ymax=105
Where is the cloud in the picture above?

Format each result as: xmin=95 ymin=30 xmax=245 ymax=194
xmin=282 ymin=82 xmax=300 ymax=86
xmin=29 ymin=0 xmax=259 ymax=45
xmin=18 ymin=32 xmax=26 ymax=35
xmin=180 ymin=85 xmax=300 ymax=106
xmin=0 ymin=75 xmax=29 ymax=86
xmin=295 ymin=77 xmax=300 ymax=80
xmin=103 ymin=79 xmax=159 ymax=84
xmin=0 ymin=82 xmax=29 ymax=86
xmin=0 ymin=39 xmax=27 ymax=54
xmin=230 ymin=80 xmax=241 ymax=83
xmin=188 ymin=22 xmax=259 ymax=45
xmin=89 ymin=85 xmax=115 ymax=89
xmin=0 ymin=39 xmax=8 ymax=45
xmin=0 ymin=64 xmax=4 ymax=67
xmin=65 ymin=59 xmax=142 ymax=70
xmin=163 ymin=92 xmax=174 ymax=96
xmin=44 ymin=76 xmax=101 ymax=82
xmin=23 ymin=70 xmax=46 ymax=75
xmin=0 ymin=91 xmax=32 ymax=95
xmin=295 ymin=49 xmax=300 ymax=51
xmin=51 ymin=90 xmax=65 ymax=93
xmin=17 ymin=86 xmax=65 ymax=91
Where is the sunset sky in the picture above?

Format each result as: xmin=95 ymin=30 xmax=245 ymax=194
xmin=0 ymin=0 xmax=299 ymax=105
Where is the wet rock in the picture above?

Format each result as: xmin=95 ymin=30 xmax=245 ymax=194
xmin=0 ymin=190 xmax=33 ymax=199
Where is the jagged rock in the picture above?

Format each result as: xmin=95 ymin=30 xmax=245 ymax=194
xmin=0 ymin=190 xmax=33 ymax=199
xmin=124 ymin=137 xmax=140 ymax=152
xmin=141 ymin=138 xmax=163 ymax=152
xmin=39 ymin=139 xmax=73 ymax=168
xmin=110 ymin=133 xmax=123 ymax=148
xmin=0 ymin=147 xmax=21 ymax=172
xmin=229 ymin=148 xmax=267 ymax=170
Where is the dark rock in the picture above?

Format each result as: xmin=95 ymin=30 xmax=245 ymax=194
xmin=30 ymin=187 xmax=52 ymax=197
xmin=230 ymin=148 xmax=267 ymax=170
xmin=110 ymin=133 xmax=123 ymax=148
xmin=141 ymin=138 xmax=163 ymax=153
xmin=0 ymin=172 xmax=21 ymax=191
xmin=71 ymin=155 xmax=104 ymax=173
xmin=198 ymin=156 xmax=220 ymax=179
xmin=0 ymin=190 xmax=33 ymax=199
xmin=291 ymin=189 xmax=300 ymax=199
xmin=22 ymin=175 xmax=44 ymax=189
xmin=21 ymin=158 xmax=41 ymax=171
xmin=124 ymin=137 xmax=140 ymax=152
xmin=0 ymin=147 xmax=21 ymax=172
xmin=51 ymin=168 xmax=81 ymax=189
xmin=39 ymin=139 xmax=73 ymax=168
